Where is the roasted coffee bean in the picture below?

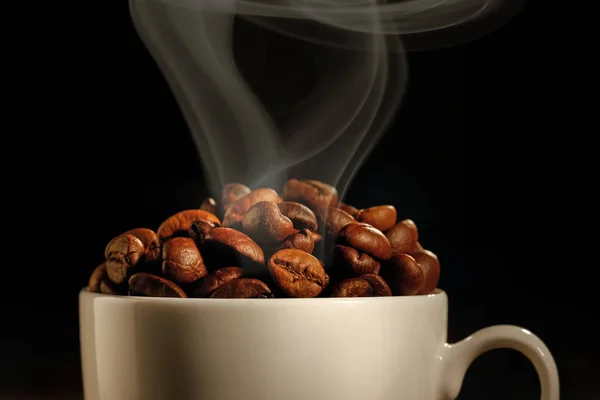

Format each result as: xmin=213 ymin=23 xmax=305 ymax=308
xmin=222 ymin=183 xmax=251 ymax=209
xmin=333 ymin=245 xmax=381 ymax=276
xmin=162 ymin=237 xmax=207 ymax=284
xmin=128 ymin=272 xmax=187 ymax=298
xmin=242 ymin=201 xmax=294 ymax=244
xmin=339 ymin=223 xmax=392 ymax=260
xmin=124 ymin=228 xmax=161 ymax=264
xmin=387 ymin=253 xmax=424 ymax=295
xmin=210 ymin=278 xmax=273 ymax=298
xmin=277 ymin=202 xmax=318 ymax=231
xmin=385 ymin=219 xmax=419 ymax=254
xmin=202 ymin=227 xmax=265 ymax=268
xmin=222 ymin=188 xmax=281 ymax=230
xmin=89 ymin=178 xmax=443 ymax=299
xmin=322 ymin=207 xmax=355 ymax=235
xmin=105 ymin=234 xmax=145 ymax=285
xmin=356 ymin=205 xmax=397 ymax=232
xmin=191 ymin=267 xmax=244 ymax=297
xmin=188 ymin=219 xmax=217 ymax=243
xmin=225 ymin=188 xmax=281 ymax=217
xmin=284 ymin=179 xmax=339 ymax=212
xmin=269 ymin=249 xmax=329 ymax=298
xmin=200 ymin=198 xmax=218 ymax=215
xmin=410 ymin=250 xmax=440 ymax=295
xmin=157 ymin=210 xmax=221 ymax=242
xmin=278 ymin=228 xmax=315 ymax=253
xmin=89 ymin=262 xmax=126 ymax=294
xmin=89 ymin=263 xmax=107 ymax=292
xmin=387 ymin=250 xmax=440 ymax=295
xmin=332 ymin=274 xmax=391 ymax=297
xmin=338 ymin=202 xmax=359 ymax=218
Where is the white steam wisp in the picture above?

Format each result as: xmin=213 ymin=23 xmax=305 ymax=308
xmin=129 ymin=0 xmax=523 ymax=198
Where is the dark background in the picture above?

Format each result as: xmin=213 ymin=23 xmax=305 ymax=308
xmin=3 ymin=1 xmax=596 ymax=399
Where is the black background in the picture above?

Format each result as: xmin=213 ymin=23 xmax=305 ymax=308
xmin=3 ymin=1 xmax=597 ymax=399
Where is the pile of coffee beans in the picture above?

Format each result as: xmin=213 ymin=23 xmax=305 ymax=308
xmin=88 ymin=179 xmax=440 ymax=298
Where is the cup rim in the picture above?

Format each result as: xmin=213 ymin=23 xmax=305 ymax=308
xmin=80 ymin=287 xmax=446 ymax=304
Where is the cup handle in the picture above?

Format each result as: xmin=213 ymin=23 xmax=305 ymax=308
xmin=437 ymin=325 xmax=560 ymax=400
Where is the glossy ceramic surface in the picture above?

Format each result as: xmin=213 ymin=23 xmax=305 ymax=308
xmin=79 ymin=289 xmax=559 ymax=399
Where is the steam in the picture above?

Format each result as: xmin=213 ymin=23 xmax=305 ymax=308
xmin=129 ymin=0 xmax=522 ymax=199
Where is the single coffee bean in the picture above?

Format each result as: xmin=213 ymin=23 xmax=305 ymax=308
xmin=90 ymin=261 xmax=126 ymax=294
xmin=225 ymin=188 xmax=281 ymax=217
xmin=410 ymin=250 xmax=440 ymax=295
xmin=200 ymin=198 xmax=218 ymax=215
xmin=222 ymin=183 xmax=251 ymax=209
xmin=332 ymin=274 xmax=392 ymax=297
xmin=210 ymin=278 xmax=273 ymax=298
xmin=322 ymin=207 xmax=356 ymax=235
xmin=242 ymin=201 xmax=295 ymax=244
xmin=277 ymin=202 xmax=318 ymax=231
xmin=157 ymin=210 xmax=221 ymax=242
xmin=284 ymin=179 xmax=339 ymax=213
xmin=356 ymin=205 xmax=397 ymax=232
xmin=202 ymin=227 xmax=265 ymax=268
xmin=128 ymin=272 xmax=187 ymax=298
xmin=338 ymin=202 xmax=359 ymax=218
xmin=124 ymin=228 xmax=161 ymax=264
xmin=385 ymin=219 xmax=419 ymax=254
xmin=338 ymin=223 xmax=392 ymax=260
xmin=88 ymin=263 xmax=107 ymax=293
xmin=268 ymin=249 xmax=329 ymax=298
xmin=104 ymin=234 xmax=145 ymax=285
xmin=387 ymin=253 xmax=424 ymax=295
xmin=190 ymin=266 xmax=244 ymax=297
xmin=162 ymin=237 xmax=207 ymax=284
xmin=333 ymin=245 xmax=381 ymax=276
xmin=188 ymin=219 xmax=217 ymax=243
xmin=278 ymin=228 xmax=315 ymax=253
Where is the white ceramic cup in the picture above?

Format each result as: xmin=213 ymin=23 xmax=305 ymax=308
xmin=79 ymin=288 xmax=559 ymax=400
